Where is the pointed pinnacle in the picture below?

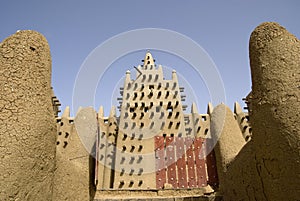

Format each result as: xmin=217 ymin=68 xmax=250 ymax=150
xmin=143 ymin=51 xmax=155 ymax=66
xmin=234 ymin=101 xmax=243 ymax=114
xmin=62 ymin=106 xmax=70 ymax=118
xmin=207 ymin=102 xmax=214 ymax=114
xmin=98 ymin=106 xmax=104 ymax=118
xmin=191 ymin=102 xmax=198 ymax=114
xmin=109 ymin=106 xmax=116 ymax=117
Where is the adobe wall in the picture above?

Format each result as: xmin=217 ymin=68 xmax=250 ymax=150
xmin=53 ymin=107 xmax=96 ymax=201
xmin=249 ymin=22 xmax=300 ymax=200
xmin=222 ymin=22 xmax=300 ymax=201
xmin=210 ymin=104 xmax=246 ymax=192
xmin=0 ymin=31 xmax=56 ymax=200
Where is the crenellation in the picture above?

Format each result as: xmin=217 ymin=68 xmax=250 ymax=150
xmin=53 ymin=106 xmax=92 ymax=200
xmin=234 ymin=102 xmax=252 ymax=141
xmin=92 ymin=52 xmax=221 ymax=195
xmin=90 ymin=52 xmax=220 ymax=193
xmin=56 ymin=106 xmax=72 ymax=150
xmin=51 ymin=87 xmax=61 ymax=117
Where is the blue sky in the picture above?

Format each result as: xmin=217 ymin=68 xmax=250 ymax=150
xmin=1 ymin=1 xmax=299 ymax=116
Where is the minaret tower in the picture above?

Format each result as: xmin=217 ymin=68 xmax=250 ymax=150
xmin=113 ymin=51 xmax=188 ymax=189
xmin=96 ymin=52 xmax=213 ymax=191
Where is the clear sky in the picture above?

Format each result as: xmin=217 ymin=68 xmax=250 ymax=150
xmin=1 ymin=1 xmax=299 ymax=116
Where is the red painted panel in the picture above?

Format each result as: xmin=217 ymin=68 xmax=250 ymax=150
xmin=166 ymin=137 xmax=177 ymax=188
xmin=205 ymin=139 xmax=219 ymax=188
xmin=154 ymin=136 xmax=219 ymax=190
xmin=155 ymin=136 xmax=166 ymax=189
xmin=185 ymin=137 xmax=197 ymax=188
xmin=194 ymin=138 xmax=207 ymax=187
xmin=176 ymin=137 xmax=187 ymax=188
xmin=165 ymin=136 xmax=175 ymax=147
xmin=176 ymin=137 xmax=185 ymax=156
xmin=155 ymin=136 xmax=165 ymax=150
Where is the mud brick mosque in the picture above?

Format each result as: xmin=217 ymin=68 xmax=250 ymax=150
xmin=94 ymin=51 xmax=246 ymax=191
xmin=0 ymin=22 xmax=299 ymax=201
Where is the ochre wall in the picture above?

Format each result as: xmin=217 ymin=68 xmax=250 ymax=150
xmin=222 ymin=22 xmax=300 ymax=201
xmin=0 ymin=31 xmax=56 ymax=200
xmin=53 ymin=107 xmax=95 ymax=201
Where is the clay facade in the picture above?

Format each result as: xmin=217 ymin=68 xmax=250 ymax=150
xmin=54 ymin=52 xmax=251 ymax=195
xmin=96 ymin=52 xmax=211 ymax=190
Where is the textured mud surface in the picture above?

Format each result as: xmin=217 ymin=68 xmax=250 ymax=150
xmin=0 ymin=31 xmax=56 ymax=200
xmin=53 ymin=107 xmax=95 ymax=201
xmin=222 ymin=22 xmax=300 ymax=201
xmin=210 ymin=104 xmax=246 ymax=192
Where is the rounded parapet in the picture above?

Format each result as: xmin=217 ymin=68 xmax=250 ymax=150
xmin=210 ymin=104 xmax=245 ymax=191
xmin=0 ymin=30 xmax=56 ymax=200
xmin=223 ymin=22 xmax=300 ymax=201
